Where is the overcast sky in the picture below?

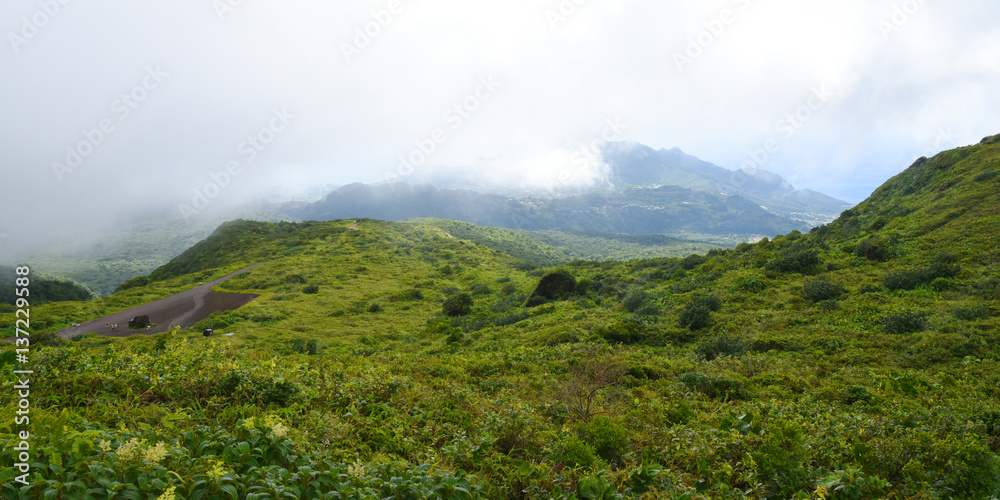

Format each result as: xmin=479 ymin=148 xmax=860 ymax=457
xmin=2 ymin=0 xmax=999 ymax=255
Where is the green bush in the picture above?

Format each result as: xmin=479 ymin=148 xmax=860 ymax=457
xmin=753 ymin=421 xmax=811 ymax=498
xmin=442 ymin=293 xmax=474 ymax=317
xmin=738 ymin=275 xmax=767 ymax=293
xmin=690 ymin=295 xmax=722 ymax=312
xmin=765 ymin=249 xmax=820 ymax=274
xmin=596 ymin=321 xmax=644 ymax=344
xmin=954 ymin=305 xmax=990 ymax=321
xmin=445 ymin=329 xmax=465 ymax=344
xmin=578 ymin=416 xmax=629 ymax=464
xmin=526 ymin=269 xmax=577 ymax=307
xmin=468 ymin=283 xmax=493 ymax=296
xmin=843 ymin=385 xmax=873 ymax=405
xmin=32 ymin=331 xmax=67 ymax=347
xmin=678 ymin=305 xmax=711 ymax=331
xmin=695 ymin=332 xmax=749 ymax=361
xmin=680 ymin=254 xmax=708 ymax=270
xmin=929 ymin=252 xmax=961 ymax=278
xmin=678 ymin=306 xmax=711 ymax=331
xmin=500 ymin=283 xmax=518 ymax=296
xmin=622 ymin=289 xmax=648 ymax=312
xmin=883 ymin=269 xmax=936 ymax=291
xmin=974 ymin=170 xmax=997 ymax=182
xmin=882 ymin=311 xmax=929 ymax=334
xmin=678 ymin=296 xmax=719 ymax=331
xmin=302 ymin=285 xmax=320 ymax=294
xmin=930 ymin=277 xmax=951 ymax=291
xmin=549 ymin=434 xmax=598 ymax=468
xmin=854 ymin=237 xmax=892 ymax=261
xmin=802 ymin=280 xmax=847 ymax=302
xmin=367 ymin=303 xmax=382 ymax=313
xmin=440 ymin=286 xmax=460 ymax=296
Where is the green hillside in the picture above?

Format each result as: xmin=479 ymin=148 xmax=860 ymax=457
xmin=3 ymin=137 xmax=1000 ymax=498
xmin=413 ymin=218 xmax=720 ymax=266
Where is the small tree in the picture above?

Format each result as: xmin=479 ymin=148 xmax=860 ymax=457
xmin=557 ymin=355 xmax=627 ymax=423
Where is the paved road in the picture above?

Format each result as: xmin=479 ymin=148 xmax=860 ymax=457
xmin=57 ymin=264 xmax=261 ymax=339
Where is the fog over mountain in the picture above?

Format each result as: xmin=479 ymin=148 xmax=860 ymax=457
xmin=3 ymin=1 xmax=1000 ymax=257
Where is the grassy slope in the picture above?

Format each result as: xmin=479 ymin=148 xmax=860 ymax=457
xmin=3 ymin=139 xmax=1000 ymax=498
xmin=413 ymin=218 xmax=720 ymax=266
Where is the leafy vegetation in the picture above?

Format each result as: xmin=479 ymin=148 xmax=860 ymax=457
xmin=4 ymin=138 xmax=1000 ymax=498
xmin=0 ymin=266 xmax=93 ymax=304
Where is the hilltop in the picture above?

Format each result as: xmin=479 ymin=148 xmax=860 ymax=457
xmin=3 ymin=136 xmax=1000 ymax=498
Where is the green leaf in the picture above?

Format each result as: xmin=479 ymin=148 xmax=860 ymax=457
xmin=220 ymin=484 xmax=239 ymax=499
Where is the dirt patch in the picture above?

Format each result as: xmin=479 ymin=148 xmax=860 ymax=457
xmin=57 ymin=264 xmax=261 ymax=339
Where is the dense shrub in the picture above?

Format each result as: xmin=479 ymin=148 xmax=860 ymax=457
xmin=367 ymin=303 xmax=382 ymax=313
xmin=929 ymin=252 xmax=961 ymax=278
xmin=883 ymin=269 xmax=936 ymax=291
xmin=695 ymin=332 xmax=749 ymax=361
xmin=854 ymin=237 xmax=892 ymax=261
xmin=753 ymin=421 xmax=811 ymax=498
xmin=882 ymin=311 xmax=929 ymax=334
xmin=974 ymin=170 xmax=998 ymax=182
xmin=737 ymin=275 xmax=767 ymax=293
xmin=32 ymin=331 xmax=67 ymax=347
xmin=549 ymin=434 xmax=598 ymax=468
xmin=843 ymin=385 xmax=874 ymax=405
xmin=678 ymin=295 xmax=721 ymax=331
xmin=765 ymin=249 xmax=820 ymax=274
xmin=802 ymin=280 xmax=847 ymax=302
xmin=678 ymin=305 xmax=711 ymax=331
xmin=302 ymin=285 xmax=319 ymax=294
xmin=622 ymin=289 xmax=648 ymax=312
xmin=468 ymin=283 xmax=493 ymax=296
xmin=680 ymin=254 xmax=708 ymax=270
xmin=690 ymin=295 xmax=722 ymax=311
xmin=440 ymin=286 xmax=461 ymax=296
xmin=578 ymin=416 xmax=629 ymax=464
xmin=930 ymin=277 xmax=951 ymax=291
xmin=596 ymin=321 xmax=644 ymax=344
xmin=526 ymin=269 xmax=576 ymax=307
xmin=954 ymin=305 xmax=990 ymax=321
xmin=442 ymin=293 xmax=474 ymax=317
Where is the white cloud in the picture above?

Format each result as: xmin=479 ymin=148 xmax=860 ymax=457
xmin=1 ymin=0 xmax=999 ymax=252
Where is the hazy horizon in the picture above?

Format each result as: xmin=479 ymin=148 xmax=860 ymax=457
xmin=3 ymin=0 xmax=1000 ymax=257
